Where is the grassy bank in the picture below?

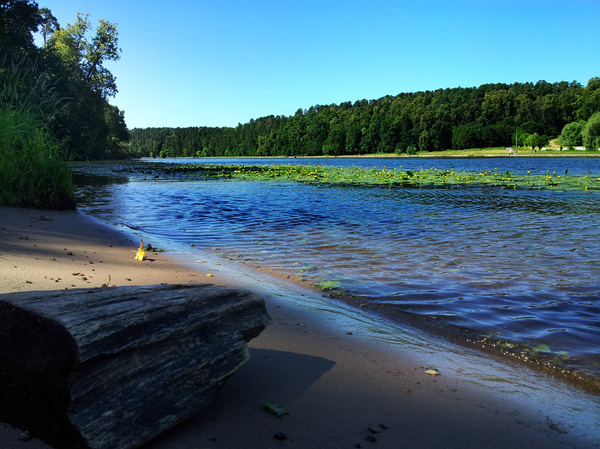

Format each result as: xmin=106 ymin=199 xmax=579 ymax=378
xmin=403 ymin=146 xmax=600 ymax=157
xmin=332 ymin=146 xmax=599 ymax=158
xmin=0 ymin=108 xmax=75 ymax=209
xmin=0 ymin=58 xmax=76 ymax=210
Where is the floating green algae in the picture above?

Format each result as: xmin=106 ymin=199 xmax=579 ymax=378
xmin=145 ymin=162 xmax=600 ymax=191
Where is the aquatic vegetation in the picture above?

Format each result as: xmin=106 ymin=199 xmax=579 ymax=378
xmin=143 ymin=162 xmax=600 ymax=191
xmin=476 ymin=331 xmax=592 ymax=388
xmin=531 ymin=343 xmax=551 ymax=354
xmin=315 ymin=280 xmax=343 ymax=290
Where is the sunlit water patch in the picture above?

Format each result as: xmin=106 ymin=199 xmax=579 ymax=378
xmin=75 ymin=159 xmax=600 ymax=388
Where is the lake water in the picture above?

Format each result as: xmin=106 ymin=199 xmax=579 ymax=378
xmin=74 ymin=157 xmax=600 ymax=388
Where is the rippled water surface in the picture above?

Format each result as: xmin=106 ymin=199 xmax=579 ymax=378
xmin=75 ymin=157 xmax=600 ymax=382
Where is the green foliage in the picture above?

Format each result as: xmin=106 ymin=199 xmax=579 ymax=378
xmin=0 ymin=53 xmax=62 ymax=119
xmin=38 ymin=7 xmax=59 ymax=45
xmin=41 ymin=10 xmax=129 ymax=159
xmin=559 ymin=120 xmax=586 ymax=147
xmin=0 ymin=0 xmax=41 ymax=54
xmin=582 ymin=112 xmax=600 ymax=150
xmin=0 ymin=57 xmax=75 ymax=209
xmin=405 ymin=145 xmax=418 ymax=155
xmin=577 ymin=77 xmax=600 ymax=120
xmin=0 ymin=110 xmax=75 ymax=209
xmin=452 ymin=122 xmax=486 ymax=150
xmin=316 ymin=280 xmax=342 ymax=290
xmin=0 ymin=0 xmax=131 ymax=209
xmin=1 ymin=1 xmax=129 ymax=161
xmin=141 ymin=162 xmax=600 ymax=191
xmin=521 ymin=132 xmax=549 ymax=150
xmin=48 ymin=12 xmax=120 ymax=99
xmin=131 ymin=79 xmax=600 ymax=158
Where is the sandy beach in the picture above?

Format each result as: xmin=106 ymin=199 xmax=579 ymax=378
xmin=0 ymin=206 xmax=598 ymax=449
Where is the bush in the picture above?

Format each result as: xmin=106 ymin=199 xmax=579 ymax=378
xmin=559 ymin=120 xmax=585 ymax=148
xmin=582 ymin=112 xmax=600 ymax=150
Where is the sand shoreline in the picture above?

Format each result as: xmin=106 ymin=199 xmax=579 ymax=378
xmin=197 ymin=250 xmax=600 ymax=395
xmin=1 ymin=206 xmax=598 ymax=449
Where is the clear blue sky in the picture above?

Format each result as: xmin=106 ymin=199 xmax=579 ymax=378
xmin=40 ymin=0 xmax=600 ymax=129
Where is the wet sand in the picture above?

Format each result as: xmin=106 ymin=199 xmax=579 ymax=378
xmin=0 ymin=206 xmax=598 ymax=449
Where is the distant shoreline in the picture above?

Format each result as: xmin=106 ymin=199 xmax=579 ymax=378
xmin=145 ymin=150 xmax=600 ymax=160
xmin=304 ymin=152 xmax=600 ymax=158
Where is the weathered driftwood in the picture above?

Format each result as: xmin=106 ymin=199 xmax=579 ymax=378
xmin=0 ymin=284 xmax=272 ymax=449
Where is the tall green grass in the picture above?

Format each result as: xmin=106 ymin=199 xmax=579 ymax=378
xmin=0 ymin=56 xmax=75 ymax=209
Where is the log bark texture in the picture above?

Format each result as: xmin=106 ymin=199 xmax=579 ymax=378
xmin=0 ymin=284 xmax=272 ymax=449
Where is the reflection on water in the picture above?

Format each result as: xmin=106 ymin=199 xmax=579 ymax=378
xmin=75 ymin=159 xmax=600 ymax=385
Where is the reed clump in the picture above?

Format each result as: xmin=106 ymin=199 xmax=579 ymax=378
xmin=0 ymin=56 xmax=75 ymax=209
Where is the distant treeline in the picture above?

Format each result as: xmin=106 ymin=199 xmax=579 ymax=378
xmin=130 ymin=78 xmax=600 ymax=158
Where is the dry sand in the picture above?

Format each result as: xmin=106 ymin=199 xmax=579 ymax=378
xmin=0 ymin=206 xmax=598 ymax=449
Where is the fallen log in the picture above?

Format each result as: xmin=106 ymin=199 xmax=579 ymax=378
xmin=0 ymin=283 xmax=272 ymax=449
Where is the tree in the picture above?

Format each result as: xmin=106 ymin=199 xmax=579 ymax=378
xmin=578 ymin=77 xmax=600 ymax=120
xmin=559 ymin=120 xmax=585 ymax=148
xmin=42 ymin=12 xmax=126 ymax=158
xmin=345 ymin=124 xmax=360 ymax=154
xmin=102 ymin=103 xmax=130 ymax=157
xmin=38 ymin=7 xmax=59 ymax=45
xmin=524 ymin=132 xmax=549 ymax=150
xmin=418 ymin=129 xmax=432 ymax=152
xmin=0 ymin=0 xmax=41 ymax=55
xmin=257 ymin=132 xmax=275 ymax=156
xmin=582 ymin=112 xmax=600 ymax=150
xmin=48 ymin=13 xmax=120 ymax=99
xmin=129 ymin=78 xmax=597 ymax=157
xmin=322 ymin=120 xmax=345 ymax=155
xmin=430 ymin=120 xmax=452 ymax=151
xmin=0 ymin=3 xmax=129 ymax=160
xmin=452 ymin=123 xmax=483 ymax=150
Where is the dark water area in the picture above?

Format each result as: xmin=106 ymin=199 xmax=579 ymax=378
xmin=74 ymin=157 xmax=600 ymax=390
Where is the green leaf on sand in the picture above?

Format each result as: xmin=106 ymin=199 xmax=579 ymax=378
xmin=316 ymin=280 xmax=342 ymax=290
xmin=261 ymin=402 xmax=289 ymax=418
xmin=532 ymin=344 xmax=551 ymax=353
xmin=419 ymin=365 xmax=441 ymax=376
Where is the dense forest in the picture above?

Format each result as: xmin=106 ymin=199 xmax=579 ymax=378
xmin=1 ymin=0 xmax=131 ymax=208
xmin=1 ymin=0 xmax=130 ymax=160
xmin=130 ymin=78 xmax=600 ymax=158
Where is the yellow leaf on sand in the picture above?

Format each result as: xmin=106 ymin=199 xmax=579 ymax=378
xmin=134 ymin=238 xmax=146 ymax=261
xmin=425 ymin=369 xmax=440 ymax=376
xmin=207 ymin=273 xmax=214 ymax=277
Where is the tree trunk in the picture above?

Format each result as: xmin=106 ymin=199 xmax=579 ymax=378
xmin=0 ymin=283 xmax=272 ymax=449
